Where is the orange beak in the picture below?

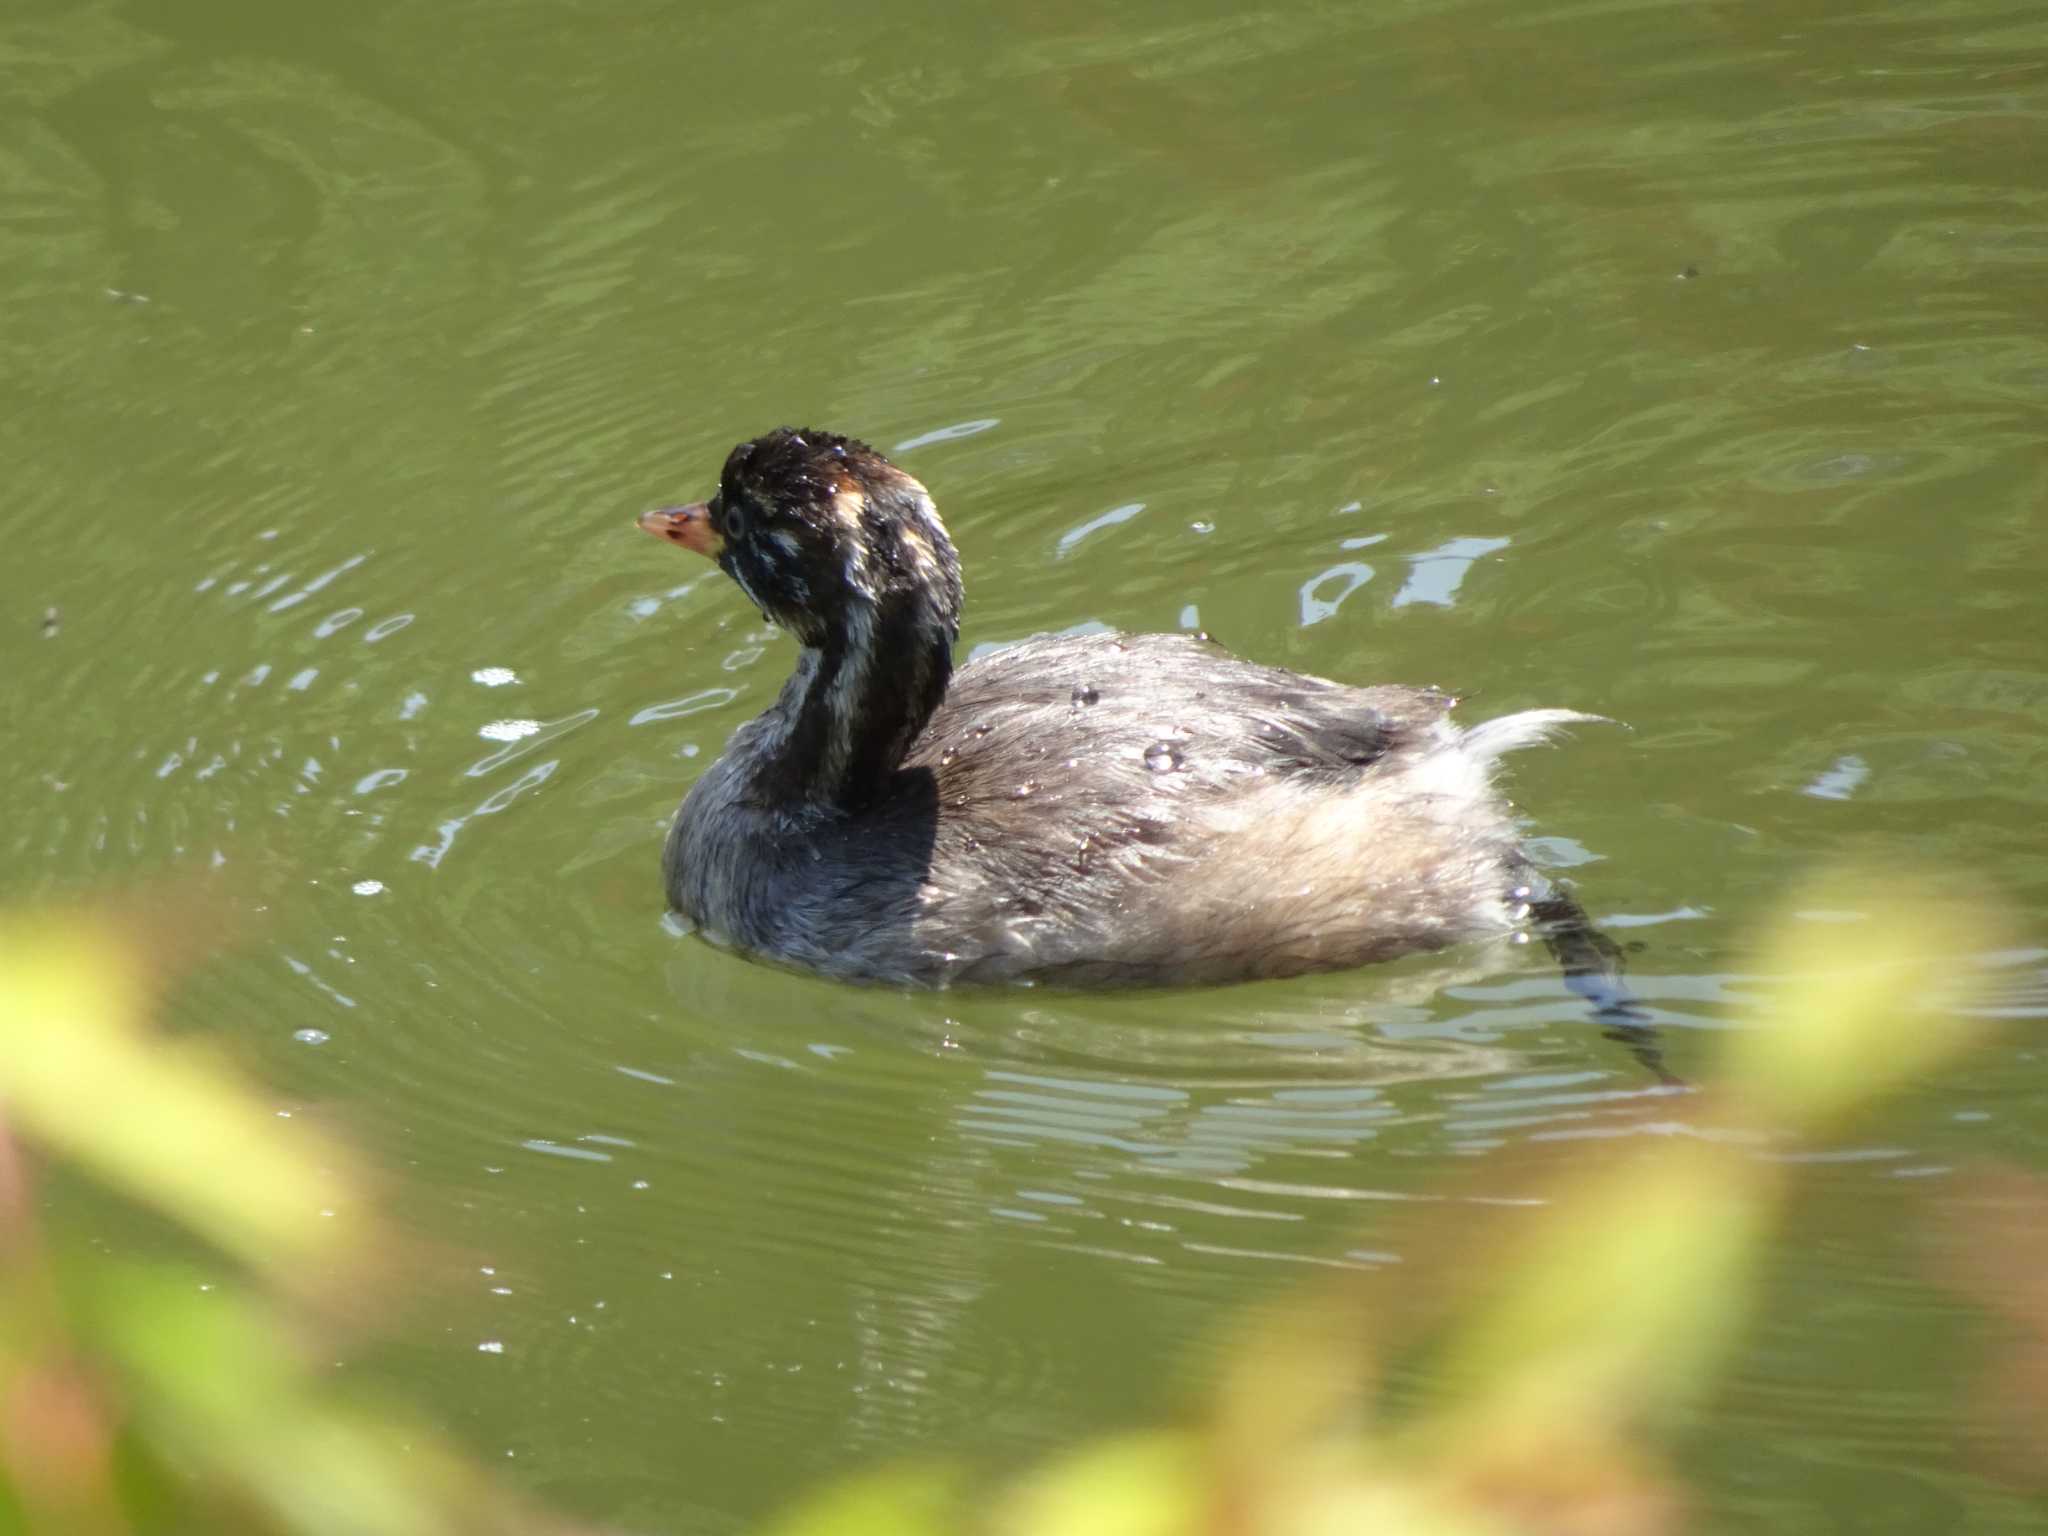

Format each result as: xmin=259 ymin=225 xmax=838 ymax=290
xmin=637 ymin=502 xmax=724 ymax=559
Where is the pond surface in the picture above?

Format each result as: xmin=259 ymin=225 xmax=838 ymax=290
xmin=6 ymin=0 xmax=2047 ymax=1528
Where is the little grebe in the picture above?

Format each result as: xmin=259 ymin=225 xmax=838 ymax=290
xmin=638 ymin=428 xmax=1603 ymax=988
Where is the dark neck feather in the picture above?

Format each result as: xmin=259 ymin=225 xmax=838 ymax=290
xmin=749 ymin=588 xmax=955 ymax=811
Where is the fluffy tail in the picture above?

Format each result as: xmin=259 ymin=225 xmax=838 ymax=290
xmin=1459 ymin=708 xmax=1611 ymax=765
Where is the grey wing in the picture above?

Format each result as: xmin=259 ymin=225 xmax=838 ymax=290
xmin=909 ymin=630 xmax=1455 ymax=845
xmin=918 ymin=632 xmax=1450 ymax=775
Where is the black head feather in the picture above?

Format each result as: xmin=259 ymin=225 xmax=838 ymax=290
xmin=707 ymin=427 xmax=963 ymax=649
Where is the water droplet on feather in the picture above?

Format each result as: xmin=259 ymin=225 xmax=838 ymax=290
xmin=1144 ymin=742 xmax=1184 ymax=773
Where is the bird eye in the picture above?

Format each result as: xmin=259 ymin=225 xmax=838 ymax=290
xmin=720 ymin=498 xmax=748 ymax=540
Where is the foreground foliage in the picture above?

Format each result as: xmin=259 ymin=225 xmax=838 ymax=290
xmin=0 ymin=873 xmax=2038 ymax=1534
xmin=0 ymin=914 xmax=585 ymax=1536
xmin=762 ymin=873 xmax=2046 ymax=1536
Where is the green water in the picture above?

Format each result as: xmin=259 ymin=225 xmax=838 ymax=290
xmin=6 ymin=0 xmax=2047 ymax=1528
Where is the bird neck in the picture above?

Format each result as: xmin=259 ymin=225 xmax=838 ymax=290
xmin=750 ymin=590 xmax=955 ymax=811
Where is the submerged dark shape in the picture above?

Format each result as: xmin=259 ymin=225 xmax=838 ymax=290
xmin=637 ymin=427 xmax=1610 ymax=989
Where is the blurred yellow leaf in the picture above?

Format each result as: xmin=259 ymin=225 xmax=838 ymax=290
xmin=1721 ymin=873 xmax=2002 ymax=1131
xmin=0 ymin=915 xmax=365 ymax=1290
xmin=1419 ymin=1141 xmax=1769 ymax=1441
xmin=992 ymin=1431 xmax=1203 ymax=1536
xmin=758 ymin=1462 xmax=964 ymax=1536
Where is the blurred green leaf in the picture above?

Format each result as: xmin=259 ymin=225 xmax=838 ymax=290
xmin=81 ymin=1263 xmax=453 ymax=1536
